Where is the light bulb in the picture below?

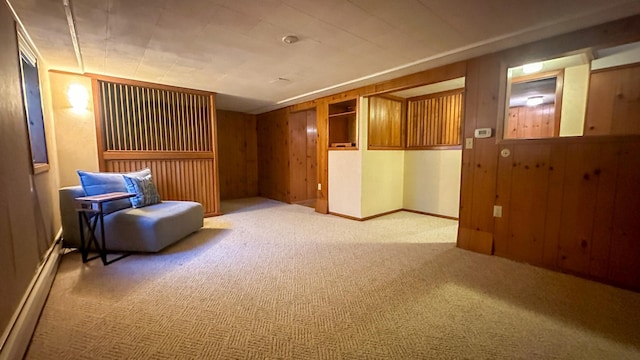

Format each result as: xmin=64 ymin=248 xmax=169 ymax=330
xmin=526 ymin=96 xmax=544 ymax=106
xmin=67 ymin=83 xmax=89 ymax=110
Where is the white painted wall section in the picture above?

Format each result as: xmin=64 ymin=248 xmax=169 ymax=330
xmin=560 ymin=64 xmax=589 ymax=137
xmin=361 ymin=150 xmax=404 ymax=218
xmin=403 ymin=150 xmax=461 ymax=218
xmin=328 ymin=150 xmax=362 ymax=218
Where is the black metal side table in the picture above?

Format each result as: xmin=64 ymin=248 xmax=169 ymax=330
xmin=74 ymin=192 xmax=135 ymax=265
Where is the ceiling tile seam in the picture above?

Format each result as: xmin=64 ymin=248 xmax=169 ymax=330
xmin=102 ymin=0 xmax=111 ymax=73
xmin=414 ymin=0 xmax=469 ymax=43
xmin=347 ymin=0 xmax=467 ymax=47
xmin=63 ymin=0 xmax=84 ymax=72
xmin=134 ymin=2 xmax=170 ymax=79
xmin=282 ymin=2 xmax=373 ymax=45
xmin=275 ymin=3 xmax=632 ymax=106
xmin=243 ymin=3 xmax=403 ymax=85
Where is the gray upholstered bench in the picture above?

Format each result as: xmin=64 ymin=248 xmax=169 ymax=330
xmin=60 ymin=185 xmax=203 ymax=253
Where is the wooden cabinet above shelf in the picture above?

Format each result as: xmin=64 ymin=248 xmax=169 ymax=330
xmin=328 ymin=98 xmax=358 ymax=149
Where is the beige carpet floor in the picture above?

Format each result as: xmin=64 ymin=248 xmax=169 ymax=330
xmin=26 ymin=198 xmax=640 ymax=359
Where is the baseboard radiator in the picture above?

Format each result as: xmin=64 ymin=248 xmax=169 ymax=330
xmin=0 ymin=235 xmax=62 ymax=360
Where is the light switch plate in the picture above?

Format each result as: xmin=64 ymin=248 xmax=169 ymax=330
xmin=465 ymin=138 xmax=473 ymax=149
xmin=317 ymin=183 xmax=322 ymax=191
xmin=493 ymin=205 xmax=502 ymax=218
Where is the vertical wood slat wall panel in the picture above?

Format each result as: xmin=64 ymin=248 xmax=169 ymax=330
xmin=368 ymin=96 xmax=403 ymax=148
xmin=95 ymin=79 xmax=218 ymax=216
xmin=98 ymin=80 xmax=212 ymax=151
xmin=104 ymin=159 xmax=217 ymax=215
xmin=406 ymin=89 xmax=463 ymax=147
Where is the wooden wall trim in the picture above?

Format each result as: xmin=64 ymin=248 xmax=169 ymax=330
xmin=290 ymin=100 xmax=317 ymax=113
xmin=91 ymin=77 xmax=105 ymax=169
xmin=86 ymin=73 xmax=215 ymax=96
xmin=498 ymin=134 xmax=640 ymax=146
xmin=103 ymin=151 xmax=215 ymax=160
xmin=370 ymin=61 xmax=467 ymax=95
xmin=209 ymin=94 xmax=220 ymax=214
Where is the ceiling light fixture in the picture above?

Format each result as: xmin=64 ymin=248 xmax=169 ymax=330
xmin=282 ymin=35 xmax=299 ymax=45
xmin=526 ymin=96 xmax=544 ymax=107
xmin=522 ymin=62 xmax=543 ymax=74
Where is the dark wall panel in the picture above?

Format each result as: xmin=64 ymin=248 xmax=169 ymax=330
xmin=217 ymin=110 xmax=258 ymax=200
xmin=0 ymin=4 xmax=42 ymax=334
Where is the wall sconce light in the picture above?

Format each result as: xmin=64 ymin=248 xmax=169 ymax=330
xmin=522 ymin=62 xmax=543 ymax=74
xmin=526 ymin=96 xmax=544 ymax=106
xmin=67 ymin=83 xmax=89 ymax=110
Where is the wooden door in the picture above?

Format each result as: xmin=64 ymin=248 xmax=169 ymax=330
xmin=289 ymin=108 xmax=317 ymax=205
xmin=306 ymin=109 xmax=318 ymax=201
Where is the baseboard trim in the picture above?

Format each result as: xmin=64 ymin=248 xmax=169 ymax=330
xmin=329 ymin=209 xmax=403 ymax=221
xmin=402 ymin=209 xmax=459 ymax=221
xmin=0 ymin=234 xmax=62 ymax=360
xmin=329 ymin=209 xmax=459 ymax=222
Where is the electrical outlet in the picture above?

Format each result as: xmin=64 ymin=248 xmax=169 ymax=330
xmin=493 ymin=205 xmax=502 ymax=218
xmin=317 ymin=183 xmax=322 ymax=191
xmin=465 ymin=138 xmax=474 ymax=149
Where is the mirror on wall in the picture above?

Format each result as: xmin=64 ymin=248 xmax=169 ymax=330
xmin=503 ymin=40 xmax=640 ymax=140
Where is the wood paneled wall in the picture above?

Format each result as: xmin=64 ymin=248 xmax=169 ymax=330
xmin=93 ymin=76 xmax=219 ymax=216
xmin=257 ymin=108 xmax=290 ymax=202
xmin=256 ymin=107 xmax=317 ymax=204
xmin=584 ymin=63 xmax=640 ymax=136
xmin=495 ymin=139 xmax=640 ymax=289
xmin=458 ymin=53 xmax=500 ymax=254
xmin=106 ymin=159 xmax=217 ymax=214
xmin=368 ymin=96 xmax=403 ymax=148
xmin=459 ymin=15 xmax=640 ymax=290
xmin=407 ymin=89 xmax=463 ymax=147
xmin=217 ymin=110 xmax=258 ymax=200
xmin=505 ymin=104 xmax=555 ymax=139
xmin=289 ymin=109 xmax=317 ymax=203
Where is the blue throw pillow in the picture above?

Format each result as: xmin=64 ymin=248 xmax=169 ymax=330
xmin=123 ymin=174 xmax=161 ymax=208
xmin=77 ymin=168 xmax=151 ymax=214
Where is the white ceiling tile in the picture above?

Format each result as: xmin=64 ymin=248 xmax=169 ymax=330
xmin=208 ymin=5 xmax=262 ymax=34
xmin=8 ymin=0 xmax=640 ymax=113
